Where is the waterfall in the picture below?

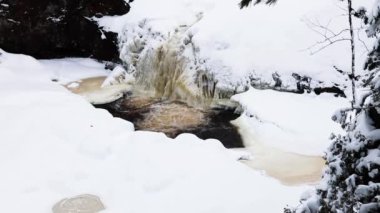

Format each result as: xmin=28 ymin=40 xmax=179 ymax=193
xmin=119 ymin=18 xmax=240 ymax=109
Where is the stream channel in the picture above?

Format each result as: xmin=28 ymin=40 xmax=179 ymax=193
xmin=67 ymin=76 xmax=325 ymax=186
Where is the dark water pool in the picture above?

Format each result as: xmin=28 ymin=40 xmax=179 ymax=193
xmin=95 ymin=96 xmax=243 ymax=148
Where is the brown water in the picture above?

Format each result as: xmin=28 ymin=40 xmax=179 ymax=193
xmin=232 ymin=116 xmax=325 ymax=185
xmin=64 ymin=76 xmax=132 ymax=104
xmin=242 ymin=149 xmax=325 ymax=185
xmin=138 ymin=102 xmax=206 ymax=135
xmin=95 ymin=96 xmax=244 ymax=148
xmin=65 ymin=76 xmax=106 ymax=94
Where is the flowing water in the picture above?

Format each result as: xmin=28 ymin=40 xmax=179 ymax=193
xmin=96 ymin=96 xmax=244 ymax=148
xmin=123 ymin=20 xmax=236 ymax=109
xmin=65 ymin=76 xmax=132 ymax=104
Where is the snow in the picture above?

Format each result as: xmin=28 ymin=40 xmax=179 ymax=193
xmin=97 ymin=0 xmax=375 ymax=88
xmin=39 ymin=58 xmax=109 ymax=84
xmin=101 ymin=65 xmax=134 ymax=88
xmin=82 ymin=84 xmax=132 ymax=105
xmin=2 ymin=0 xmax=379 ymax=211
xmin=232 ymin=88 xmax=349 ymax=156
xmin=0 ymin=50 xmax=309 ymax=212
xmin=67 ymin=82 xmax=80 ymax=88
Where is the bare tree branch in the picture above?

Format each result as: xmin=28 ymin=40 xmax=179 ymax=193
xmin=303 ymin=18 xmax=350 ymax=39
xmin=334 ymin=2 xmax=348 ymax=12
xmin=301 ymin=17 xmax=351 ymax=55
xmin=306 ymin=38 xmax=351 ymax=55
xmin=356 ymin=28 xmax=370 ymax=52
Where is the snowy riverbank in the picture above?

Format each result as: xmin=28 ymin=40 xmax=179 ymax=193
xmin=97 ymin=0 xmax=374 ymax=93
xmin=0 ymin=50 xmax=310 ymax=212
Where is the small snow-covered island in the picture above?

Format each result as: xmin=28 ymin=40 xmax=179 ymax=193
xmin=1 ymin=0 xmax=379 ymax=212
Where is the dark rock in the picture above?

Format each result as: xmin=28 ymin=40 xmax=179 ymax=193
xmin=314 ymin=86 xmax=346 ymax=97
xmin=272 ymin=72 xmax=282 ymax=88
xmin=0 ymin=0 xmax=130 ymax=61
xmin=292 ymin=73 xmax=312 ymax=93
xmin=368 ymin=107 xmax=380 ymax=129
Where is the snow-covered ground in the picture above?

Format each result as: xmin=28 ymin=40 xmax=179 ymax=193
xmin=97 ymin=0 xmax=375 ymax=90
xmin=39 ymin=58 xmax=110 ymax=84
xmin=0 ymin=50 xmax=309 ymax=212
xmin=232 ymin=88 xmax=349 ymax=156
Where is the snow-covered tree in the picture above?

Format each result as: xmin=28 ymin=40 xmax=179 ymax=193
xmin=285 ymin=2 xmax=380 ymax=212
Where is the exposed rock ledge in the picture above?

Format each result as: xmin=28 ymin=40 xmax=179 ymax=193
xmin=0 ymin=0 xmax=130 ymax=61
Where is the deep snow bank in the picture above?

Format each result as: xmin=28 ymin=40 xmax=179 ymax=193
xmin=0 ymin=50 xmax=308 ymax=212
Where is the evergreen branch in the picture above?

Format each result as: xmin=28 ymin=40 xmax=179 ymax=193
xmin=239 ymin=0 xmax=278 ymax=9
